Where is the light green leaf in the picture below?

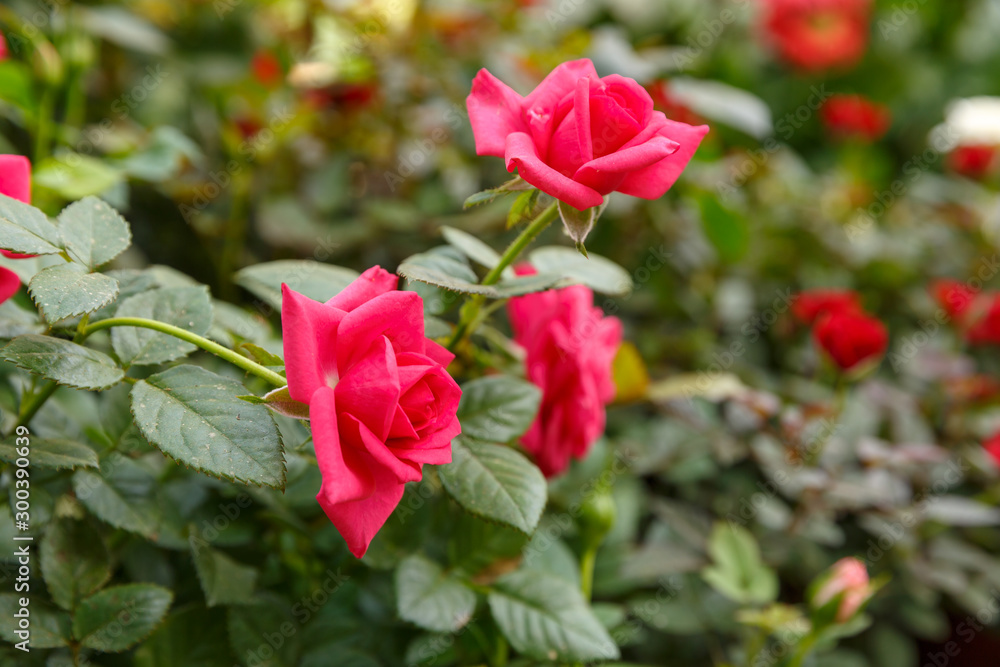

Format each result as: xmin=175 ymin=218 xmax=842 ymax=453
xmin=0 ymin=438 xmax=98 ymax=469
xmin=441 ymin=226 xmax=512 ymax=277
xmin=456 ymin=375 xmax=541 ymax=442
xmin=34 ymin=153 xmax=124 ymax=200
xmin=111 ymin=286 xmax=213 ymax=366
xmin=40 ymin=519 xmax=112 ymax=611
xmin=491 ymin=272 xmax=574 ymax=299
xmin=73 ymin=458 xmax=162 ymax=538
xmin=396 ymin=555 xmax=476 ymax=633
xmin=508 ymin=189 xmax=540 ymax=228
xmin=2 ymin=334 xmax=124 ymax=389
xmin=696 ymin=194 xmax=749 ymax=264
xmin=131 ymin=365 xmax=285 ymax=489
xmin=28 ymin=263 xmax=119 ymax=323
xmin=190 ymin=534 xmax=259 ymax=607
xmin=529 ymin=246 xmax=634 ymax=296
xmin=438 ymin=437 xmax=546 ymax=535
xmin=0 ymin=193 xmax=62 ymax=255
xmin=58 ymin=196 xmax=132 ymax=269
xmin=701 ymin=523 xmax=778 ymax=605
xmin=556 ymin=199 xmax=606 ymax=247
xmin=397 ymin=247 xmax=486 ymax=295
xmin=488 ymin=569 xmax=619 ymax=662
xmin=234 ymin=260 xmax=359 ymax=311
xmin=73 ymin=584 xmax=173 ymax=652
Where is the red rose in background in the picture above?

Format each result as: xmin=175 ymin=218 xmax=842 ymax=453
xmin=985 ymin=432 xmax=1000 ymax=467
xmin=280 ymin=267 xmax=462 ymax=557
xmin=792 ymin=289 xmax=862 ymax=325
xmin=467 ymin=59 xmax=708 ymax=210
xmin=821 ymin=95 xmax=891 ymax=142
xmin=931 ymin=279 xmax=977 ymax=322
xmin=0 ymin=154 xmax=33 ymax=304
xmin=948 ymin=144 xmax=997 ymax=180
xmin=966 ymin=295 xmax=1000 ymax=346
xmin=760 ymin=0 xmax=872 ymax=71
xmin=0 ymin=33 xmax=8 ymax=61
xmin=507 ymin=266 xmax=623 ymax=477
xmin=251 ymin=50 xmax=282 ymax=87
xmin=813 ymin=309 xmax=888 ymax=372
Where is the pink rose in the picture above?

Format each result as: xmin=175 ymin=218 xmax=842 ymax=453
xmin=812 ymin=557 xmax=872 ymax=622
xmin=0 ymin=154 xmax=33 ymax=303
xmin=467 ymin=59 xmax=708 ymax=210
xmin=507 ymin=266 xmax=622 ymax=477
xmin=281 ymin=267 xmax=462 ymax=557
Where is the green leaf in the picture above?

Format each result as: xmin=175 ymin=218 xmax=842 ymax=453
xmin=441 ymin=226 xmax=511 ymax=276
xmin=28 ymin=263 xmax=119 ymax=323
xmin=133 ymin=605 xmax=236 ymax=667
xmin=240 ymin=342 xmax=284 ymax=367
xmin=491 ymin=272 xmax=574 ymax=299
xmin=463 ymin=176 xmax=530 ymax=209
xmin=456 ymin=375 xmax=542 ymax=442
xmin=227 ymin=597 xmax=299 ymax=667
xmin=488 ymin=569 xmax=620 ymax=662
xmin=34 ymin=153 xmax=124 ymax=200
xmin=0 ymin=193 xmax=63 ymax=255
xmin=396 ymin=555 xmax=476 ymax=633
xmin=0 ymin=438 xmax=98 ymax=469
xmin=701 ymin=523 xmax=778 ymax=605
xmin=58 ymin=196 xmax=132 ymax=269
xmin=696 ymin=194 xmax=749 ymax=264
xmin=529 ymin=246 xmax=634 ymax=296
xmin=131 ymin=365 xmax=286 ymax=489
xmin=508 ymin=189 xmax=540 ymax=228
xmin=73 ymin=584 xmax=173 ymax=652
xmin=40 ymin=519 xmax=112 ymax=611
xmin=438 ymin=437 xmax=546 ymax=535
xmin=0 ymin=594 xmax=71 ymax=649
xmin=111 ymin=286 xmax=213 ymax=366
xmin=190 ymin=534 xmax=259 ymax=607
xmin=260 ymin=385 xmax=310 ymax=420
xmin=397 ymin=247 xmax=487 ymax=295
xmin=2 ymin=334 xmax=124 ymax=389
xmin=73 ymin=458 xmax=162 ymax=539
xmin=234 ymin=260 xmax=359 ymax=311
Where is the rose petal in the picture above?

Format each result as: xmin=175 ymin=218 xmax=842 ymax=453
xmin=504 ymin=132 xmax=604 ymax=210
xmin=574 ymin=135 xmax=680 ymax=194
xmin=0 ymin=155 xmax=32 ymax=203
xmin=336 ymin=291 xmax=426 ymax=370
xmin=281 ymin=285 xmax=346 ymax=404
xmin=467 ymin=69 xmax=527 ymax=158
xmin=327 ymin=265 xmax=398 ymax=312
xmin=617 ymin=116 xmax=709 ymax=199
xmin=523 ymin=59 xmax=600 ymax=118
xmin=336 ymin=336 xmax=401 ymax=441
xmin=0 ymin=267 xmax=20 ymax=304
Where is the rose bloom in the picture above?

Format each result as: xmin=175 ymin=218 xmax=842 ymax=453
xmin=792 ymin=289 xmax=862 ymax=325
xmin=813 ymin=309 xmax=888 ymax=372
xmin=251 ymin=50 xmax=282 ymax=87
xmin=467 ymin=58 xmax=708 ymax=210
xmin=821 ymin=94 xmax=890 ymax=142
xmin=949 ymin=144 xmax=997 ymax=180
xmin=281 ymin=267 xmax=461 ymax=557
xmin=985 ymin=432 xmax=1000 ymax=467
xmin=966 ymin=294 xmax=1000 ymax=346
xmin=935 ymin=97 xmax=1000 ymax=179
xmin=760 ymin=0 xmax=872 ymax=71
xmin=507 ymin=266 xmax=622 ymax=477
xmin=931 ymin=279 xmax=977 ymax=322
xmin=812 ymin=557 xmax=872 ymax=622
xmin=0 ymin=154 xmax=33 ymax=304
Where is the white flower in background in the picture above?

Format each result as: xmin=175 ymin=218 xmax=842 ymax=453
xmin=936 ymin=96 xmax=1000 ymax=148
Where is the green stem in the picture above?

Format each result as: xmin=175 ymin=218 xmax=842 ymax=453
xmin=787 ymin=633 xmax=817 ymax=667
xmin=580 ymin=545 xmax=598 ymax=601
xmin=494 ymin=635 xmax=508 ymax=667
xmin=447 ymin=201 xmax=559 ymax=350
xmin=16 ymin=381 xmax=58 ymax=429
xmin=81 ymin=317 xmax=286 ymax=387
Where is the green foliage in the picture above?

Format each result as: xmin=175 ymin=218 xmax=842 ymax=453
xmin=40 ymin=519 xmax=112 ymax=611
xmin=455 ymin=375 xmax=541 ymax=442
xmin=701 ymin=523 xmax=779 ymax=606
xmin=58 ymin=196 xmax=132 ymax=269
xmin=0 ymin=194 xmax=63 ymax=255
xmin=2 ymin=334 xmax=123 ymax=389
xmin=395 ymin=555 xmax=476 ymax=633
xmin=111 ymin=287 xmax=213 ymax=365
xmin=28 ymin=264 xmax=120 ymax=323
xmin=72 ymin=584 xmax=173 ymax=652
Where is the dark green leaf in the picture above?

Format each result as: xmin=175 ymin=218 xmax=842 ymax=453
xmin=73 ymin=584 xmax=173 ymax=652
xmin=73 ymin=457 xmax=162 ymax=539
xmin=227 ymin=597 xmax=299 ymax=667
xmin=0 ymin=193 xmax=62 ymax=255
xmin=2 ymin=334 xmax=124 ymax=389
xmin=58 ymin=196 xmax=132 ymax=269
xmin=697 ymin=194 xmax=749 ymax=264
xmin=488 ymin=569 xmax=619 ymax=662
xmin=133 ymin=605 xmax=236 ymax=667
xmin=190 ymin=534 xmax=259 ymax=607
xmin=28 ymin=264 xmax=119 ymax=323
xmin=131 ymin=365 xmax=286 ymax=489
xmin=111 ymin=286 xmax=213 ymax=366
xmin=40 ymin=519 xmax=112 ymax=610
xmin=396 ymin=555 xmax=476 ymax=633
xmin=0 ymin=594 xmax=70 ymax=649
xmin=397 ymin=247 xmax=487 ymax=295
xmin=457 ymin=375 xmax=541 ymax=442
xmin=438 ymin=437 xmax=546 ymax=535
xmin=0 ymin=438 xmax=98 ymax=469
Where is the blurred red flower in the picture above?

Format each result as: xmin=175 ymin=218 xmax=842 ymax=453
xmin=984 ymin=432 xmax=1000 ymax=467
xmin=966 ymin=295 xmax=1000 ymax=345
xmin=821 ymin=94 xmax=890 ymax=142
xmin=760 ymin=0 xmax=872 ymax=71
xmin=0 ymin=33 xmax=7 ymax=61
xmin=931 ymin=279 xmax=977 ymax=321
xmin=251 ymin=50 xmax=282 ymax=87
xmin=792 ymin=289 xmax=862 ymax=325
xmin=948 ymin=144 xmax=997 ymax=180
xmin=813 ymin=309 xmax=888 ymax=372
